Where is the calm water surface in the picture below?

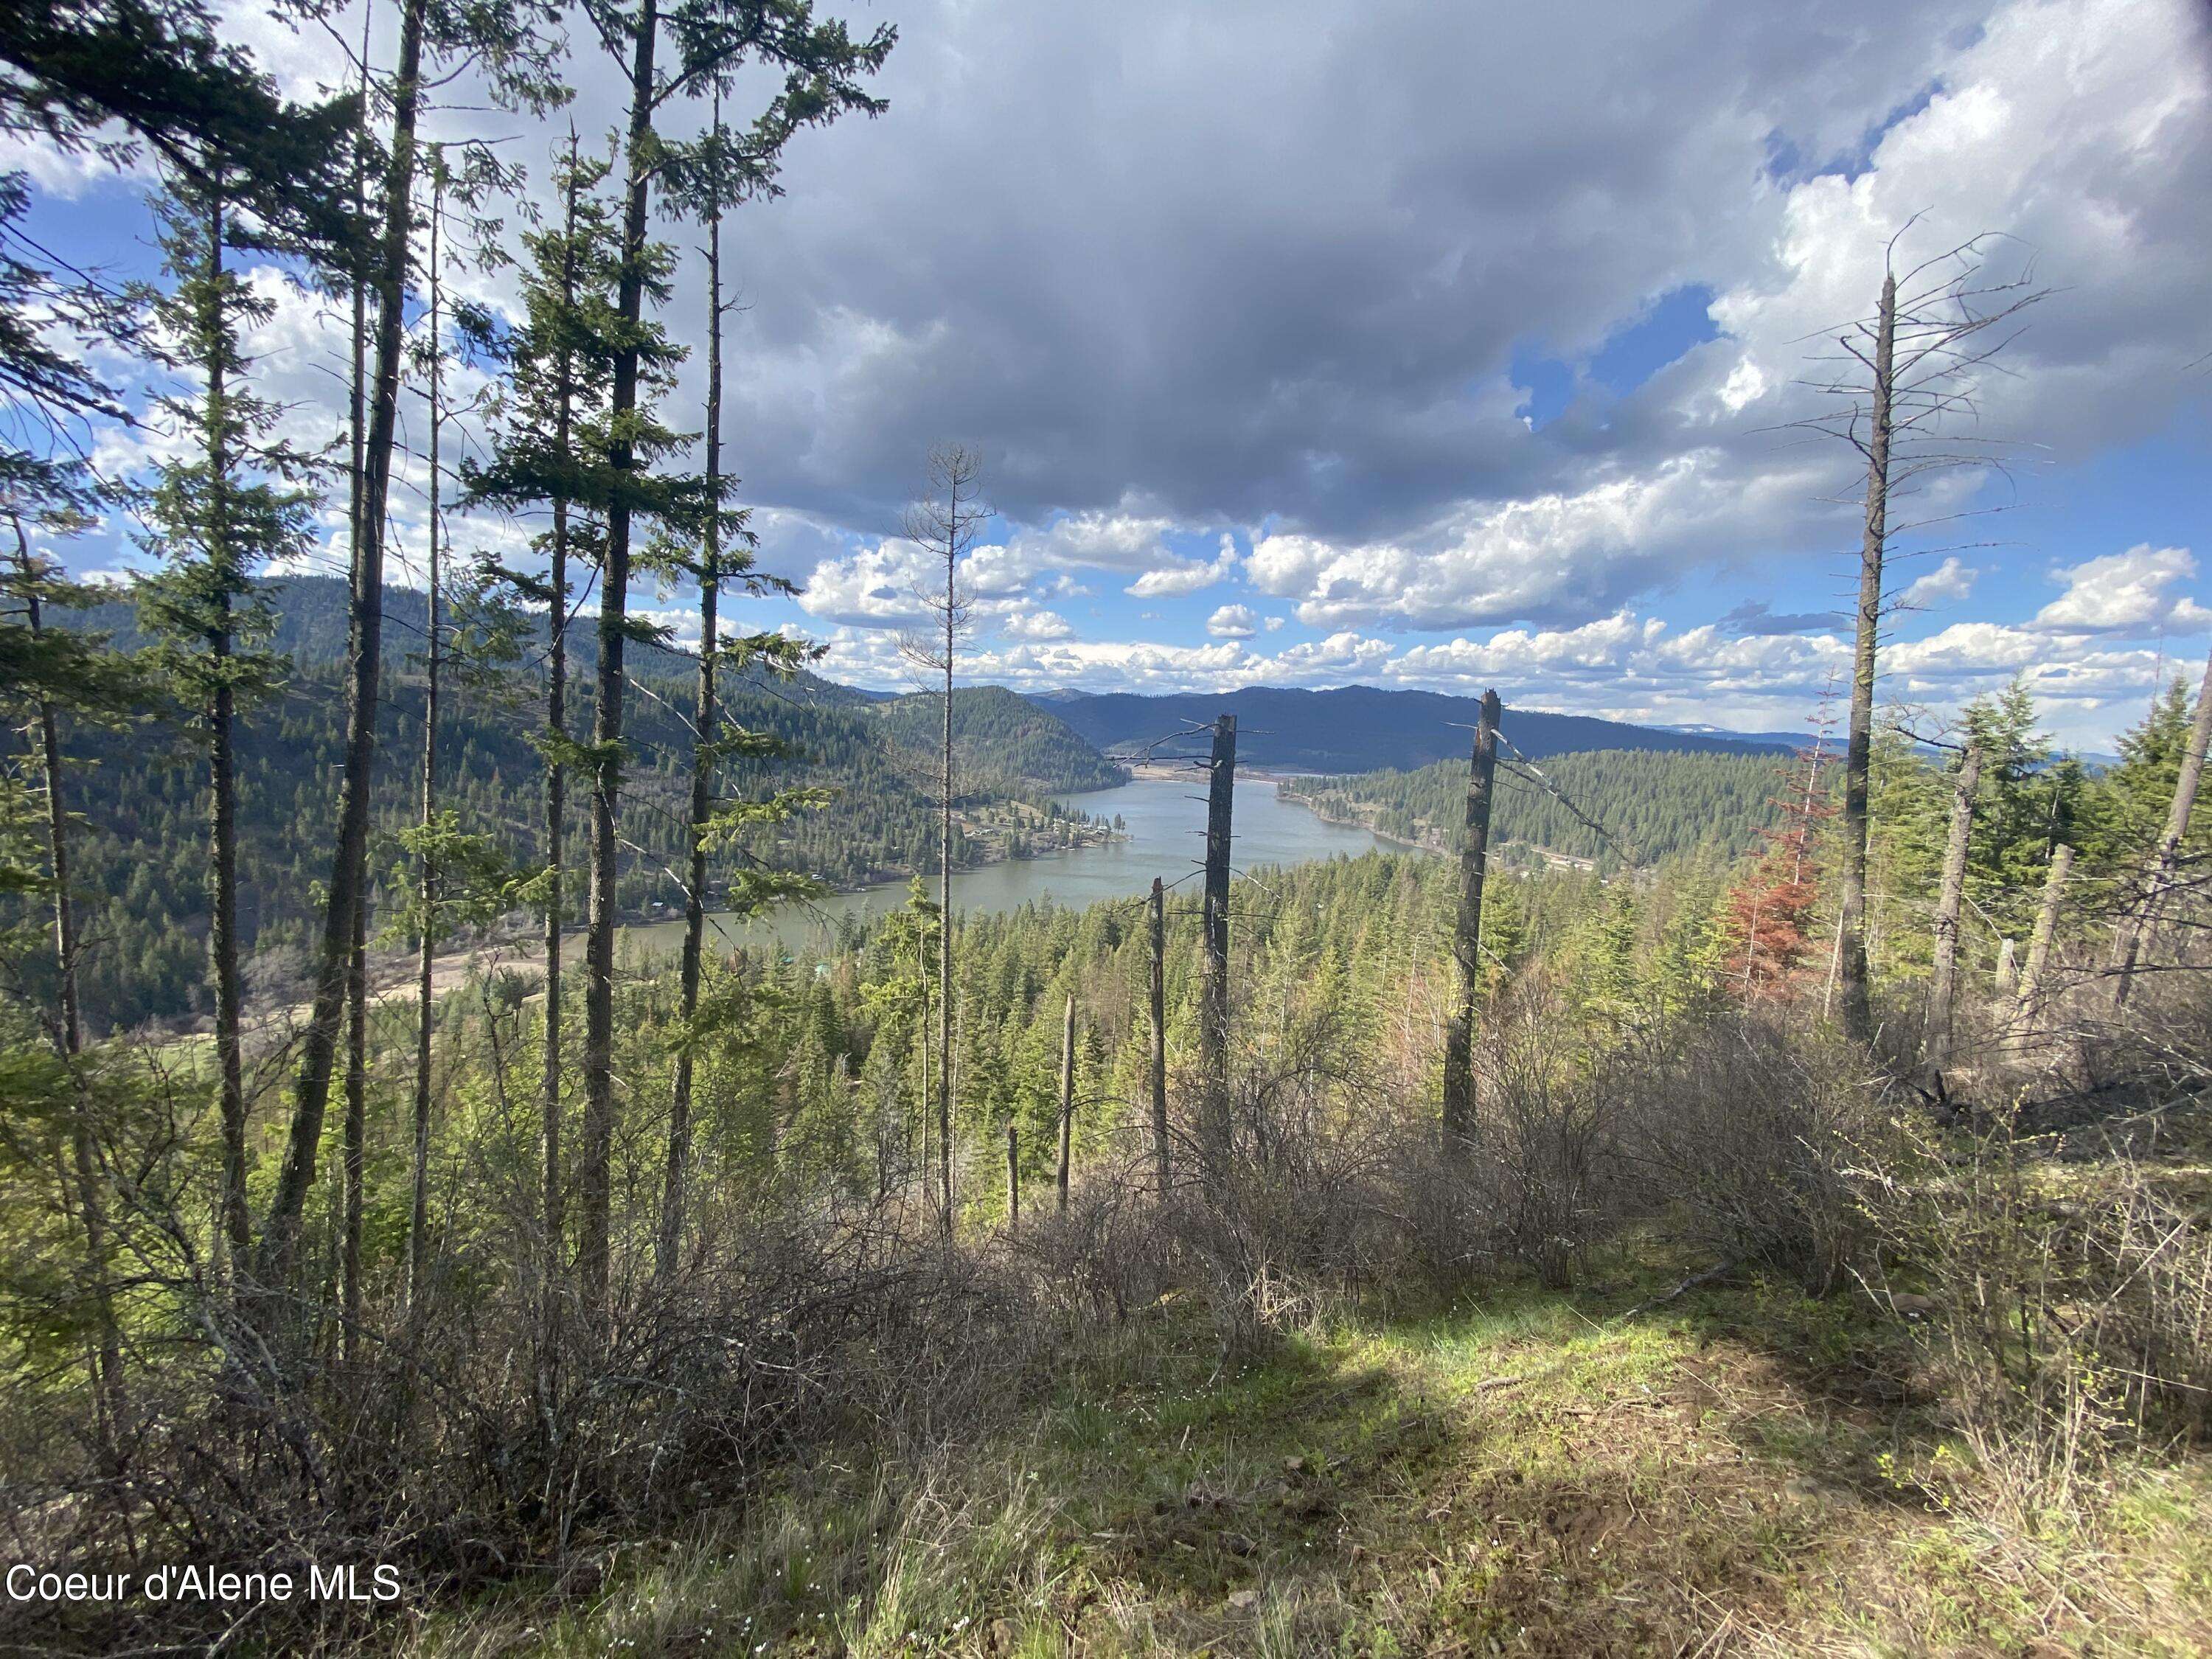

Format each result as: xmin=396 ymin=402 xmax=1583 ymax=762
xmin=615 ymin=774 xmax=1408 ymax=961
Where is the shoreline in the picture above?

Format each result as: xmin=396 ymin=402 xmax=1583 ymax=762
xmin=204 ymin=772 xmax=1419 ymax=1042
xmin=1273 ymin=785 xmax=1441 ymax=855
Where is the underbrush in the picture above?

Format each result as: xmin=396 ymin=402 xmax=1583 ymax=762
xmin=11 ymin=987 xmax=2212 ymax=1654
xmin=415 ymin=1262 xmax=2212 ymax=1657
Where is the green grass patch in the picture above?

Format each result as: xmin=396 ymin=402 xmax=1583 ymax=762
xmin=414 ymin=1270 xmax=2212 ymax=1657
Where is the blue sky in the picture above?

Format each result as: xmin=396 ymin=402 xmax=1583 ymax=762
xmin=14 ymin=0 xmax=2211 ymax=751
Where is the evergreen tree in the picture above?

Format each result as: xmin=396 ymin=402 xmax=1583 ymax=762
xmin=0 ymin=512 xmax=148 ymax=1468
xmin=1962 ymin=677 xmax=2066 ymax=938
xmin=256 ymin=0 xmax=562 ymax=1307
xmin=571 ymin=0 xmax=892 ymax=1318
xmin=459 ymin=128 xmax=621 ymax=1354
xmin=651 ymin=94 xmax=827 ymax=1279
xmin=131 ymin=170 xmax=314 ymax=1275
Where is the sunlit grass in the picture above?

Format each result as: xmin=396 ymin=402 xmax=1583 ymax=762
xmin=415 ymin=1267 xmax=2212 ymax=1657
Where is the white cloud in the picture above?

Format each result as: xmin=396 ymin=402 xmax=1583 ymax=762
xmin=1246 ymin=453 xmax=1821 ymax=629
xmin=1207 ymin=603 xmax=1259 ymax=639
xmin=1006 ymin=510 xmax=1179 ymax=574
xmin=797 ymin=539 xmax=933 ymax=627
xmin=1124 ymin=535 xmax=1241 ymax=598
xmin=2032 ymin=544 xmax=2212 ymax=634
xmin=804 ymin=588 xmax=2182 ymax=746
xmin=1899 ymin=557 xmax=1978 ymax=608
xmin=999 ymin=606 xmax=1076 ymax=641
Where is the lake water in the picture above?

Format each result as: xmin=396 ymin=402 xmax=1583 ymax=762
xmin=616 ymin=773 xmax=1405 ymax=961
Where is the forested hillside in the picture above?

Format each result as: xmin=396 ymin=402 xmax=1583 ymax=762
xmin=867 ymin=684 xmax=1127 ymax=794
xmin=1037 ymin=685 xmax=1792 ymax=771
xmin=1281 ymin=746 xmax=1809 ymax=870
xmin=19 ymin=639 xmax=1122 ymax=1031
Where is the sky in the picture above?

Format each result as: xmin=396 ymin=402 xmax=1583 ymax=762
xmin=15 ymin=0 xmax=2212 ymax=750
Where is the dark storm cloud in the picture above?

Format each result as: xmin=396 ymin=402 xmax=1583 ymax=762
xmin=695 ymin=0 xmax=1995 ymax=538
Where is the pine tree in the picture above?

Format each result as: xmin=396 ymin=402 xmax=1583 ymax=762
xmin=132 ymin=169 xmax=314 ymax=1277
xmin=652 ymin=97 xmax=827 ymax=1279
xmin=572 ymin=0 xmax=891 ymax=1312
xmin=1962 ymin=678 xmax=2063 ymax=938
xmin=459 ymin=128 xmax=621 ymax=1354
xmin=1723 ymin=747 xmax=1832 ymax=1005
xmin=255 ymin=0 xmax=561 ymax=1307
xmin=0 ymin=509 xmax=147 ymax=1468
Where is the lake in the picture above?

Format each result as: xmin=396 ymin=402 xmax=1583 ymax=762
xmin=615 ymin=773 xmax=1407 ymax=961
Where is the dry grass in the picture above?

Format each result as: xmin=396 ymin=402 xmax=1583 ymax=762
xmin=403 ymin=1250 xmax=2212 ymax=1657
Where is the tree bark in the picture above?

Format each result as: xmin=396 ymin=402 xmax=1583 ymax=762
xmin=1925 ymin=740 xmax=1980 ymax=1067
xmin=1004 ymin=1121 xmax=1018 ymax=1227
xmin=936 ymin=554 xmax=955 ymax=1236
xmin=659 ymin=162 xmax=721 ymax=1284
xmin=1441 ymin=689 xmax=1499 ymax=1144
xmin=258 ymin=0 xmax=425 ymax=1295
xmin=339 ymin=23 xmax=370 ymax=1367
xmin=2016 ymin=843 xmax=2073 ymax=1024
xmin=342 ymin=893 xmax=366 ymax=1360
xmin=1056 ymin=992 xmax=1075 ymax=1214
xmin=198 ymin=194 xmax=251 ymax=1273
xmin=538 ymin=136 xmax=578 ymax=1374
xmin=580 ymin=0 xmax=662 ymax=1321
xmin=406 ymin=167 xmax=443 ymax=1321
xmin=19 ymin=544 xmax=122 ymax=1451
xmin=1838 ymin=269 xmax=1896 ymax=1045
xmin=1149 ymin=875 xmax=1168 ymax=1197
xmin=2111 ymin=643 xmax=2212 ymax=1008
xmin=1199 ymin=714 xmax=1236 ymax=1179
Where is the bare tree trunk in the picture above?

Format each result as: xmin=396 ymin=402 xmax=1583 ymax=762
xmin=2017 ymin=843 xmax=2073 ymax=1025
xmin=538 ymin=136 xmax=579 ymax=1380
xmin=1199 ymin=714 xmax=1236 ymax=1180
xmin=916 ymin=973 xmax=930 ymax=1195
xmin=342 ymin=898 xmax=366 ymax=1359
xmin=580 ymin=0 xmax=663 ymax=1322
xmin=1838 ymin=270 xmax=1896 ymax=1045
xmin=2111 ymin=643 xmax=2212 ymax=1008
xmin=1004 ymin=1121 xmax=1018 ymax=1227
xmin=339 ymin=18 xmax=371 ymax=1366
xmin=1149 ymin=875 xmax=1168 ymax=1197
xmin=1056 ymin=992 xmax=1074 ymax=1214
xmin=18 ymin=543 xmax=122 ymax=1453
xmin=1441 ymin=689 xmax=1499 ymax=1144
xmin=195 ymin=195 xmax=252 ymax=1273
xmin=900 ymin=445 xmax=980 ymax=1234
xmin=259 ymin=0 xmax=425 ymax=1295
xmin=936 ymin=574 xmax=954 ymax=1237
xmin=1925 ymin=740 xmax=1980 ymax=1067
xmin=406 ymin=167 xmax=444 ymax=1323
xmin=659 ymin=157 xmax=723 ymax=1284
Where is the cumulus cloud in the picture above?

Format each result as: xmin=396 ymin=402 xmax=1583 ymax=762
xmin=2032 ymin=545 xmax=2212 ymax=634
xmin=823 ymin=1 xmax=2185 ymax=583
xmin=1207 ymin=604 xmax=1260 ymax=639
xmin=797 ymin=540 xmax=933 ymax=627
xmin=1245 ymin=454 xmax=1825 ymax=629
xmin=1900 ymin=557 xmax=1979 ymax=609
xmin=1126 ymin=535 xmax=1240 ymax=598
xmin=998 ymin=606 xmax=1077 ymax=641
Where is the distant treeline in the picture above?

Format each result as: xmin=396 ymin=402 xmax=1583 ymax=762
xmin=1279 ymin=747 xmax=1812 ymax=869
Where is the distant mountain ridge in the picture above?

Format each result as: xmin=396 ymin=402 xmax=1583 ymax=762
xmin=65 ymin=574 xmax=874 ymax=708
xmin=1020 ymin=686 xmax=1796 ymax=773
